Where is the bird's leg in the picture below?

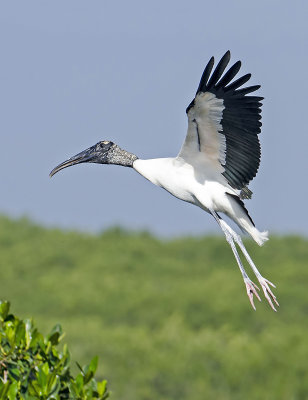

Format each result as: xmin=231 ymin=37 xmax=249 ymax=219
xmin=210 ymin=211 xmax=261 ymax=310
xmin=219 ymin=220 xmax=279 ymax=311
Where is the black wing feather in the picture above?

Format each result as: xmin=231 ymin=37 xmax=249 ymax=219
xmin=196 ymin=56 xmax=215 ymax=93
xmin=234 ymin=85 xmax=261 ymax=96
xmin=206 ymin=50 xmax=230 ymax=90
xmin=189 ymin=51 xmax=263 ymax=190
xmin=225 ymin=74 xmax=251 ymax=92
xmin=215 ymin=61 xmax=241 ymax=90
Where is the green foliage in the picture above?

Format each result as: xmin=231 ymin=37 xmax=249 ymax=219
xmin=0 ymin=301 xmax=109 ymax=399
xmin=0 ymin=215 xmax=308 ymax=399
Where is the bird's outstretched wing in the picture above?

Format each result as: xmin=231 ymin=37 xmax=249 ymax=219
xmin=178 ymin=51 xmax=263 ymax=197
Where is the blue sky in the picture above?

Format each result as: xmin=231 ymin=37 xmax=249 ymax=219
xmin=1 ymin=0 xmax=307 ymax=236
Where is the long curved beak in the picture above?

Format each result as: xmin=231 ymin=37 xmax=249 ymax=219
xmin=49 ymin=146 xmax=96 ymax=177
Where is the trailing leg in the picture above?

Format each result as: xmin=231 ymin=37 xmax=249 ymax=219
xmin=220 ymin=219 xmax=279 ymax=311
xmin=210 ymin=210 xmax=261 ymax=310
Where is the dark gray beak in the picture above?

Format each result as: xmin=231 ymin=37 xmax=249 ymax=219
xmin=49 ymin=144 xmax=99 ymax=177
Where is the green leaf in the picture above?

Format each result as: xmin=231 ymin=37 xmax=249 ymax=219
xmin=83 ymin=369 xmax=94 ymax=385
xmin=89 ymin=356 xmax=98 ymax=374
xmin=47 ymin=324 xmax=63 ymax=345
xmin=5 ymin=324 xmax=16 ymax=348
xmin=7 ymin=381 xmax=18 ymax=400
xmin=15 ymin=320 xmax=26 ymax=346
xmin=76 ymin=361 xmax=84 ymax=373
xmin=37 ymin=363 xmax=49 ymax=395
xmin=60 ymin=344 xmax=70 ymax=370
xmin=0 ymin=381 xmax=11 ymax=399
xmin=0 ymin=301 xmax=10 ymax=321
xmin=24 ymin=319 xmax=33 ymax=349
xmin=97 ymin=380 xmax=107 ymax=397
xmin=42 ymin=362 xmax=50 ymax=376
xmin=68 ymin=381 xmax=79 ymax=398
xmin=30 ymin=329 xmax=45 ymax=351
xmin=29 ymin=380 xmax=43 ymax=397
xmin=47 ymin=374 xmax=61 ymax=397
xmin=83 ymin=357 xmax=99 ymax=385
xmin=7 ymin=365 xmax=20 ymax=381
xmin=75 ymin=373 xmax=84 ymax=394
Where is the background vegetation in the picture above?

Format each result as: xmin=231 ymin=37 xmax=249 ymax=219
xmin=0 ymin=215 xmax=307 ymax=399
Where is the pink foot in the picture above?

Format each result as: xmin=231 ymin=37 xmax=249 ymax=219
xmin=258 ymin=277 xmax=279 ymax=311
xmin=244 ymin=278 xmax=261 ymax=311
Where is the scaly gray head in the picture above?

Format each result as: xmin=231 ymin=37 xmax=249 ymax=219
xmin=49 ymin=140 xmax=138 ymax=177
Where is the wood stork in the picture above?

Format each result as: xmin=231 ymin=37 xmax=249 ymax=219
xmin=50 ymin=51 xmax=278 ymax=311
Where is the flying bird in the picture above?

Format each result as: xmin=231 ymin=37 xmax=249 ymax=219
xmin=50 ymin=51 xmax=278 ymax=311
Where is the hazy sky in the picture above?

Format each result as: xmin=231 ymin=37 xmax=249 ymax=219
xmin=1 ymin=1 xmax=307 ymax=237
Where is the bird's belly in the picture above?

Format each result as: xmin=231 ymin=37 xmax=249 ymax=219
xmin=154 ymin=168 xmax=200 ymax=204
xmin=161 ymin=180 xmax=195 ymax=203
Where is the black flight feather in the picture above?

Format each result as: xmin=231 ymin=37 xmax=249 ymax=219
xmin=196 ymin=56 xmax=214 ymax=94
xmin=215 ymin=61 xmax=241 ymax=89
xmin=206 ymin=50 xmax=231 ymax=90
xmin=225 ymin=74 xmax=251 ymax=92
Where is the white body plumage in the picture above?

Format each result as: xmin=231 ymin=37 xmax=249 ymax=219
xmin=133 ymin=157 xmax=267 ymax=246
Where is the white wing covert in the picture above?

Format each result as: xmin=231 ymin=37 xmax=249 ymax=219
xmin=178 ymin=51 xmax=263 ymax=199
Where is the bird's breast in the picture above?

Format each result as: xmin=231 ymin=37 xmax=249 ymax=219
xmin=133 ymin=158 xmax=196 ymax=203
